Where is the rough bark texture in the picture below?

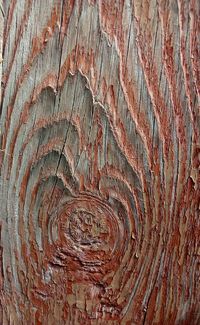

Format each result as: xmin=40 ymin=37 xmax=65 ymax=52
xmin=0 ymin=1 xmax=199 ymax=324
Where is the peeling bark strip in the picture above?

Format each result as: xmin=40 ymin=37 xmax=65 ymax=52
xmin=0 ymin=0 xmax=199 ymax=324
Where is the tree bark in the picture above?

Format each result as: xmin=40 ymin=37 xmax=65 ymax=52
xmin=0 ymin=1 xmax=199 ymax=324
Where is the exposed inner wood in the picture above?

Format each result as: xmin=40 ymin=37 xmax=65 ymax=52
xmin=0 ymin=1 xmax=199 ymax=324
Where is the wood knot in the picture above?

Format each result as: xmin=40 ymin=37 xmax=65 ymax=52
xmin=68 ymin=210 xmax=108 ymax=246
xmin=46 ymin=194 xmax=126 ymax=281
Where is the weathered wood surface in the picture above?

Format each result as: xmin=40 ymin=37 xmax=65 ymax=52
xmin=0 ymin=0 xmax=3 ymax=103
xmin=0 ymin=1 xmax=199 ymax=324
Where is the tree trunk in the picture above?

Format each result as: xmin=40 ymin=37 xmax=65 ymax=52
xmin=0 ymin=1 xmax=199 ymax=324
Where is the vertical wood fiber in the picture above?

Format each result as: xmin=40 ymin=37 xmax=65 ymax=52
xmin=0 ymin=1 xmax=199 ymax=324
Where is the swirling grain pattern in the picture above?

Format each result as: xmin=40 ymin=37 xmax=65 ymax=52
xmin=0 ymin=1 xmax=199 ymax=324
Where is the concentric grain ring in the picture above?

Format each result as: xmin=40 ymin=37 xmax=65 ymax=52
xmin=47 ymin=194 xmax=125 ymax=279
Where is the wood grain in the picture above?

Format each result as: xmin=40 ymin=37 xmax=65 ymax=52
xmin=0 ymin=1 xmax=199 ymax=324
